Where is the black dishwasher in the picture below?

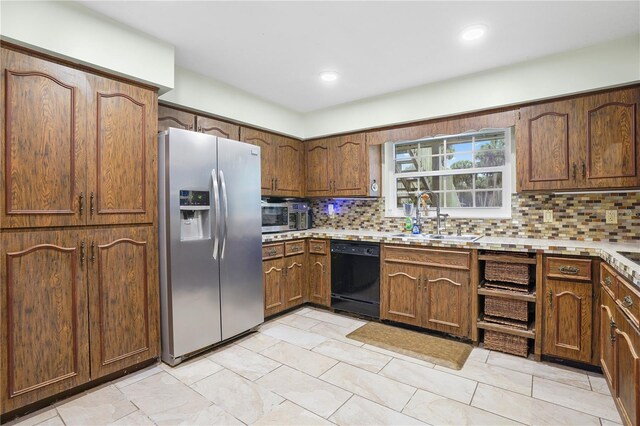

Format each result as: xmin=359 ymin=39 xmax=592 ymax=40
xmin=331 ymin=240 xmax=380 ymax=318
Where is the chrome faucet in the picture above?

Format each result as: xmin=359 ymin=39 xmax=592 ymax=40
xmin=415 ymin=190 xmax=447 ymax=235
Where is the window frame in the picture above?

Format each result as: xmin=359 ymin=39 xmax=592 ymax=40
xmin=383 ymin=128 xmax=513 ymax=219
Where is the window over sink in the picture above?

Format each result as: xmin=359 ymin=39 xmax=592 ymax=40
xmin=383 ymin=128 xmax=513 ymax=218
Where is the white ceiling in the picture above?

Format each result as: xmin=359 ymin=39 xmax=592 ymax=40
xmin=81 ymin=1 xmax=639 ymax=113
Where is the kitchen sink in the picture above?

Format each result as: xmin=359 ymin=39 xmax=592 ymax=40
xmin=391 ymin=233 xmax=483 ymax=242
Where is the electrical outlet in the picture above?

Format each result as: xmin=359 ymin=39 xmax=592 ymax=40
xmin=606 ymin=210 xmax=618 ymax=224
xmin=543 ymin=210 xmax=553 ymax=223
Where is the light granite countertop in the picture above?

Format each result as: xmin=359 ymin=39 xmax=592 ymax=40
xmin=262 ymin=227 xmax=640 ymax=286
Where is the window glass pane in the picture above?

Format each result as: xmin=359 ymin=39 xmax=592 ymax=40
xmin=397 ymin=177 xmax=419 ymax=194
xmin=444 ymin=191 xmax=473 ymax=207
xmin=446 ymin=137 xmax=473 ymax=154
xmin=475 ymin=190 xmax=503 ymax=207
xmin=422 ymin=176 xmax=440 ymax=191
xmin=475 ymin=172 xmax=502 ymax=189
xmin=474 ymin=150 xmax=505 ymax=168
xmin=445 ymin=152 xmax=473 ymax=169
xmin=443 ymin=174 xmax=473 ymax=191
xmin=420 ymin=156 xmax=444 ymax=172
xmin=475 ymin=134 xmax=505 ymax=150
xmin=419 ymin=139 xmax=445 ymax=157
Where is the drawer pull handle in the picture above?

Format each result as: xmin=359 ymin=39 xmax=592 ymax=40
xmin=313 ymin=245 xmax=323 ymax=251
xmin=79 ymin=192 xmax=84 ymax=216
xmin=558 ymin=265 xmax=579 ymax=275
xmin=604 ymin=276 xmax=612 ymax=287
xmin=610 ymin=319 xmax=617 ymax=342
xmin=623 ymin=295 xmax=633 ymax=308
xmin=549 ymin=289 xmax=553 ymax=308
xmin=267 ymin=249 xmax=277 ymax=256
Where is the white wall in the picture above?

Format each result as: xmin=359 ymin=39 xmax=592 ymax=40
xmin=303 ymin=35 xmax=640 ymax=138
xmin=160 ymin=67 xmax=305 ymax=138
xmin=0 ymin=1 xmax=175 ymax=93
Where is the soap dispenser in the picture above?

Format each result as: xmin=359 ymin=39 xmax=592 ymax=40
xmin=411 ymin=219 xmax=420 ymax=234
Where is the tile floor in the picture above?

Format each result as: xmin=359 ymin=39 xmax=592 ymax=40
xmin=8 ymin=306 xmax=623 ymax=426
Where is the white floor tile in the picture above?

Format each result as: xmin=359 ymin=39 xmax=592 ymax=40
xmin=361 ymin=344 xmax=436 ymax=368
xmin=312 ymin=340 xmax=392 ymax=372
xmin=6 ymin=408 xmax=58 ymax=426
xmin=276 ymin=313 xmax=322 ymax=330
xmin=208 ymin=345 xmax=280 ymax=381
xmin=256 ymin=365 xmax=352 ymax=418
xmin=57 ymin=385 xmax=137 ymax=426
xmin=588 ymin=373 xmax=611 ymax=395
xmin=380 ymin=358 xmax=478 ymax=404
xmin=191 ymin=369 xmax=284 ymax=424
xmin=152 ymin=404 xmax=243 ymax=425
xmin=532 ymin=376 xmax=621 ymax=422
xmin=237 ymin=332 xmax=281 ymax=352
xmin=308 ymin=322 xmax=365 ymax=347
xmin=435 ymin=360 xmax=533 ymax=396
xmin=403 ymin=389 xmax=522 ymax=425
xmin=329 ymin=395 xmax=425 ymax=426
xmin=261 ymin=341 xmax=338 ymax=377
xmin=467 ymin=347 xmax=491 ymax=363
xmin=252 ymin=400 xmax=334 ymax=425
xmin=114 ymin=365 xmax=163 ymax=389
xmin=320 ymin=362 xmax=416 ymax=411
xmin=163 ymin=357 xmax=223 ymax=385
xmin=300 ymin=309 xmax=366 ymax=329
xmin=472 ymin=383 xmax=601 ymax=425
xmin=261 ymin=324 xmax=328 ymax=350
xmin=109 ymin=410 xmax=155 ymax=425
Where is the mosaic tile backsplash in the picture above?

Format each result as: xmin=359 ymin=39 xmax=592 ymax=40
xmin=311 ymin=193 xmax=640 ymax=242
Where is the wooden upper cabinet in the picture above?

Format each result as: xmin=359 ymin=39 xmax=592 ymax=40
xmin=581 ymin=87 xmax=640 ymax=188
xmin=1 ymin=48 xmax=88 ymax=229
xmin=158 ymin=105 xmax=194 ymax=132
xmin=274 ymin=137 xmax=304 ymax=196
xmin=517 ymin=86 xmax=640 ymax=191
xmin=86 ymin=75 xmax=157 ymax=226
xmin=241 ymin=127 xmax=276 ymax=195
xmin=196 ymin=116 xmax=239 ymax=140
xmin=305 ymin=139 xmax=332 ymax=196
xmin=88 ymin=226 xmax=159 ymax=378
xmin=1 ymin=229 xmax=90 ymax=412
xmin=333 ymin=134 xmax=368 ymax=196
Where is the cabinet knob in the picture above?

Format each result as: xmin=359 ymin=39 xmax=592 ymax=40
xmin=623 ymin=295 xmax=633 ymax=308
xmin=604 ymin=276 xmax=612 ymax=287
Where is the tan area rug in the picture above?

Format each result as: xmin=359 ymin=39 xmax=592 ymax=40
xmin=346 ymin=322 xmax=472 ymax=370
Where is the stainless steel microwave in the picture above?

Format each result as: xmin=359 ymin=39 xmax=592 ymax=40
xmin=261 ymin=201 xmax=310 ymax=233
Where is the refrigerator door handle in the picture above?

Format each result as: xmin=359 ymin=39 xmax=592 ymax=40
xmin=219 ymin=169 xmax=229 ymax=259
xmin=212 ymin=168 xmax=220 ymax=259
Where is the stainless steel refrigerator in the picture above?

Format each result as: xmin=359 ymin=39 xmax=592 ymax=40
xmin=158 ymin=128 xmax=263 ymax=366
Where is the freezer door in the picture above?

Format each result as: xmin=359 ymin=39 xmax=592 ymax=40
xmin=161 ymin=128 xmax=222 ymax=361
xmin=217 ymin=138 xmax=264 ymax=339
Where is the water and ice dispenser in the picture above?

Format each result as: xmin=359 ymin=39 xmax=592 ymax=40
xmin=179 ymin=190 xmax=210 ymax=241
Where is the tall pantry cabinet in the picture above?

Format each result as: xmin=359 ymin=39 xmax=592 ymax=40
xmin=0 ymin=46 xmax=159 ymax=414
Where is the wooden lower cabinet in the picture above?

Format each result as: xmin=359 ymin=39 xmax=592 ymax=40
xmin=0 ymin=227 xmax=159 ymax=414
xmin=614 ymin=311 xmax=640 ymax=426
xmin=263 ymin=257 xmax=286 ymax=317
xmin=601 ymin=287 xmax=617 ymax=387
xmin=307 ymin=240 xmax=330 ymax=307
xmin=262 ymin=240 xmax=307 ymax=316
xmin=284 ymin=253 xmax=305 ymax=308
xmin=381 ymin=245 xmax=471 ymax=338
xmin=88 ymin=226 xmax=159 ymax=379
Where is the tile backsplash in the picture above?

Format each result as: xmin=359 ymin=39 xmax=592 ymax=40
xmin=311 ymin=193 xmax=640 ymax=242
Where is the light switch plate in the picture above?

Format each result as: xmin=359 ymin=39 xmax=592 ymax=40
xmin=606 ymin=210 xmax=618 ymax=224
xmin=543 ymin=210 xmax=553 ymax=223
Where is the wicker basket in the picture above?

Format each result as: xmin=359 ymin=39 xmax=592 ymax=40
xmin=484 ymin=315 xmax=528 ymax=330
xmin=484 ymin=330 xmax=529 ymax=357
xmin=485 ymin=261 xmax=530 ymax=285
xmin=485 ymin=297 xmax=528 ymax=322
xmin=485 ymin=281 xmax=530 ymax=293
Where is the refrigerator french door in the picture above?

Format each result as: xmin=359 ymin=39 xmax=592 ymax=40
xmin=158 ymin=128 xmax=263 ymax=366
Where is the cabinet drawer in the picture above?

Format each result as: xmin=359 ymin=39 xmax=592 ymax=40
xmin=285 ymin=240 xmax=305 ymax=256
xmin=383 ymin=245 xmax=470 ymax=270
xmin=309 ymin=239 xmax=327 ymax=254
xmin=546 ymin=257 xmax=592 ymax=281
xmin=617 ymin=277 xmax=640 ymax=328
xmin=600 ymin=263 xmax=618 ymax=297
xmin=262 ymin=243 xmax=284 ymax=260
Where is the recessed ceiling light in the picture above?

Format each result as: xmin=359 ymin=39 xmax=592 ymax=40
xmin=460 ymin=25 xmax=487 ymax=41
xmin=320 ymin=71 xmax=339 ymax=82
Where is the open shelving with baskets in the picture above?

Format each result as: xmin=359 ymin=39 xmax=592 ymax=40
xmin=477 ymin=251 xmax=542 ymax=359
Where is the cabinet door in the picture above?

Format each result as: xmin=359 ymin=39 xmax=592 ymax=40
xmin=580 ymin=87 xmax=640 ymax=189
xmin=516 ymin=100 xmax=577 ymax=191
xmin=332 ymin=134 xmax=367 ymax=196
xmin=423 ymin=268 xmax=470 ymax=337
xmin=241 ymin=128 xmax=275 ymax=195
xmin=88 ymin=226 xmax=159 ymax=378
xmin=274 ymin=137 xmax=304 ymax=197
xmin=1 ymin=230 xmax=89 ymax=413
xmin=263 ymin=258 xmax=285 ymax=317
xmin=285 ymin=254 xmax=305 ymax=308
xmin=543 ymin=279 xmax=593 ymax=363
xmin=614 ymin=316 xmax=640 ymax=426
xmin=381 ymin=262 xmax=422 ymax=326
xmin=305 ymin=139 xmax=332 ymax=196
xmin=600 ymin=288 xmax=616 ymax=389
xmin=158 ymin=105 xmax=194 ymax=132
xmin=308 ymin=253 xmax=330 ymax=306
xmin=86 ymin=76 xmax=157 ymax=226
xmin=196 ymin=115 xmax=239 ymax=140
xmin=1 ymin=48 xmax=88 ymax=229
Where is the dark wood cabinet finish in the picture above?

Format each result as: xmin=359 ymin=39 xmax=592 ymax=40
xmin=381 ymin=261 xmax=423 ymax=326
xmin=518 ymin=87 xmax=640 ymax=191
xmin=1 ymin=49 xmax=88 ymax=229
xmin=241 ymin=128 xmax=277 ymax=195
xmin=284 ymin=253 xmax=305 ymax=308
xmin=87 ymin=75 xmax=157 ymax=226
xmin=1 ymin=230 xmax=90 ymax=412
xmin=423 ymin=268 xmax=470 ymax=337
xmin=614 ymin=310 xmax=640 ymax=426
xmin=263 ymin=256 xmax=285 ymax=317
xmin=305 ymin=139 xmax=332 ymax=196
xmin=158 ymin=104 xmax=194 ymax=132
xmin=308 ymin=240 xmax=330 ymax=307
xmin=88 ymin=226 xmax=159 ymax=379
xmin=196 ymin=116 xmax=239 ymax=139
xmin=601 ymin=287 xmax=617 ymax=388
